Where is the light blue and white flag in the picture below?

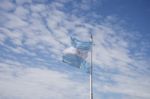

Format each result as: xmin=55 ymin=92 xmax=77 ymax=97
xmin=62 ymin=36 xmax=92 ymax=73
xmin=71 ymin=36 xmax=92 ymax=51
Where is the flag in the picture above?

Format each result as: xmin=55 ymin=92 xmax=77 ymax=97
xmin=71 ymin=36 xmax=92 ymax=50
xmin=62 ymin=36 xmax=92 ymax=72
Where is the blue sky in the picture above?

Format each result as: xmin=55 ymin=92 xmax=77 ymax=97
xmin=0 ymin=0 xmax=150 ymax=99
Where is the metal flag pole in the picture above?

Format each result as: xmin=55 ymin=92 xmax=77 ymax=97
xmin=90 ymin=33 xmax=93 ymax=99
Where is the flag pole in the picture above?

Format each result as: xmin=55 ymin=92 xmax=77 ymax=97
xmin=90 ymin=33 xmax=93 ymax=99
xmin=90 ymin=0 xmax=94 ymax=98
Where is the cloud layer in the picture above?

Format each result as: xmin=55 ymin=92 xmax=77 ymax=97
xmin=0 ymin=0 xmax=150 ymax=99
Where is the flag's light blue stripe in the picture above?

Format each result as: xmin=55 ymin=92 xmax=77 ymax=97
xmin=63 ymin=54 xmax=84 ymax=68
xmin=80 ymin=61 xmax=90 ymax=73
xmin=71 ymin=37 xmax=92 ymax=50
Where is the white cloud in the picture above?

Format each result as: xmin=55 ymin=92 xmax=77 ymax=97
xmin=3 ymin=14 xmax=28 ymax=29
xmin=15 ymin=0 xmax=32 ymax=5
xmin=0 ymin=0 xmax=150 ymax=99
xmin=14 ymin=6 xmax=30 ymax=20
xmin=0 ymin=0 xmax=15 ymax=11
xmin=0 ymin=33 xmax=6 ymax=45
xmin=0 ymin=60 xmax=89 ymax=99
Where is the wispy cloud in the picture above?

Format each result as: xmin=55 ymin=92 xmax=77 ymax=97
xmin=0 ymin=60 xmax=89 ymax=99
xmin=0 ymin=0 xmax=149 ymax=99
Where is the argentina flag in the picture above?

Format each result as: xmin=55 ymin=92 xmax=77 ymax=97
xmin=62 ymin=36 xmax=92 ymax=73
